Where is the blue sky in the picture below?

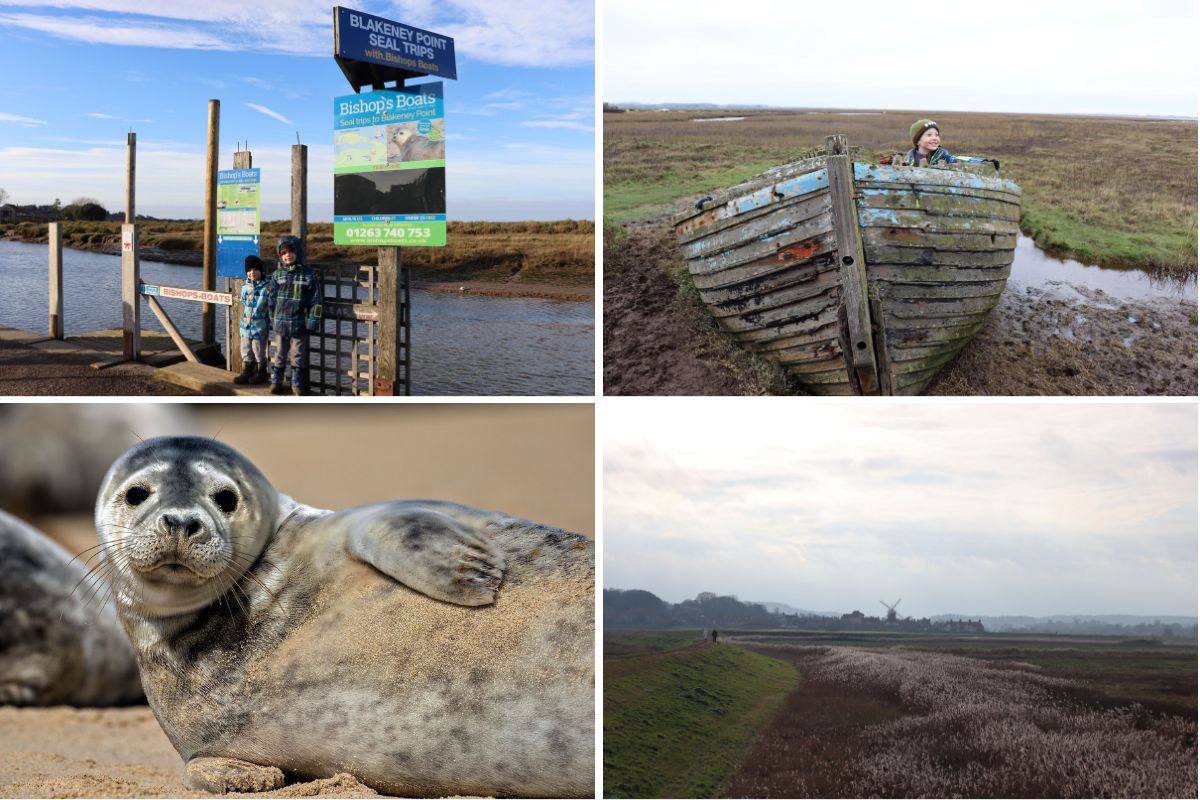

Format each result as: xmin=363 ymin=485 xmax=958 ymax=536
xmin=606 ymin=402 xmax=1197 ymax=618
xmin=0 ymin=1 xmax=594 ymax=220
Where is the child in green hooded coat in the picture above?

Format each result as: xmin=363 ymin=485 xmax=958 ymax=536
xmin=903 ymin=119 xmax=1000 ymax=171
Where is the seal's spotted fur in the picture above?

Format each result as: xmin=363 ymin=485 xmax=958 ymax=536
xmin=95 ymin=437 xmax=594 ymax=797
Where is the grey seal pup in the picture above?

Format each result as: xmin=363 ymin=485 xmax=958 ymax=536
xmin=0 ymin=509 xmax=143 ymax=706
xmin=95 ymin=436 xmax=594 ymax=797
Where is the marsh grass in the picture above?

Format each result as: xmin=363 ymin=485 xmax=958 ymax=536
xmin=604 ymin=108 xmax=1197 ymax=271
xmin=0 ymin=219 xmax=595 ymax=284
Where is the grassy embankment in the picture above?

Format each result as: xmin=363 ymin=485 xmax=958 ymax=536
xmin=603 ymin=631 xmax=797 ymax=798
xmin=0 ymin=219 xmax=595 ymax=287
xmin=604 ymin=108 xmax=1197 ymax=273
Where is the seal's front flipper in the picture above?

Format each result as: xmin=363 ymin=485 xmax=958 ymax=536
xmin=347 ymin=507 xmax=506 ymax=607
xmin=185 ymin=757 xmax=285 ymax=793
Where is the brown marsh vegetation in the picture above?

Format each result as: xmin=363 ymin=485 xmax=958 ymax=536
xmin=0 ymin=219 xmax=595 ymax=288
xmin=605 ymin=107 xmax=1197 ymax=270
xmin=725 ymin=641 xmax=1197 ymax=798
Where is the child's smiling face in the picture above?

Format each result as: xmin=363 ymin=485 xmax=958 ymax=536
xmin=247 ymin=268 xmax=262 ymax=281
xmin=279 ymin=246 xmax=297 ymax=265
xmin=917 ymin=127 xmax=941 ymax=152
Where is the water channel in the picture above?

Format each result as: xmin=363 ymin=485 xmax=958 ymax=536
xmin=0 ymin=240 xmax=594 ymax=396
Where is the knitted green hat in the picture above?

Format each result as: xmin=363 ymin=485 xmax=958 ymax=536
xmin=909 ymin=119 xmax=939 ymax=146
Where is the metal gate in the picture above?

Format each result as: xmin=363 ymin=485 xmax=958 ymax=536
xmin=312 ymin=263 xmax=411 ymax=395
xmin=225 ymin=262 xmax=410 ymax=396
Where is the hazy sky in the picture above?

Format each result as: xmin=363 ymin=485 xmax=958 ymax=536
xmin=605 ymin=0 xmax=1198 ymax=117
xmin=604 ymin=402 xmax=1197 ymax=618
xmin=0 ymin=1 xmax=594 ymax=220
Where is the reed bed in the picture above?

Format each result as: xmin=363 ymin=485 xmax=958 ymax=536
xmin=755 ymin=645 xmax=1198 ymax=798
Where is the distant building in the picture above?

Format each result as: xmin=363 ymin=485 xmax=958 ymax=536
xmin=0 ymin=204 xmax=16 ymax=222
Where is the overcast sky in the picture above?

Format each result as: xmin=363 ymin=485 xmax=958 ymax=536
xmin=604 ymin=402 xmax=1197 ymax=618
xmin=605 ymin=0 xmax=1198 ymax=117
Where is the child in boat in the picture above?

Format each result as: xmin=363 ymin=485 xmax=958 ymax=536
xmin=903 ymin=119 xmax=1000 ymax=170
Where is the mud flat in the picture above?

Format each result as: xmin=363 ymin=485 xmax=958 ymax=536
xmin=604 ymin=223 xmax=1196 ymax=396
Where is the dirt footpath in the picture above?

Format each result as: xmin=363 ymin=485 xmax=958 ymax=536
xmin=603 ymin=223 xmax=1197 ymax=396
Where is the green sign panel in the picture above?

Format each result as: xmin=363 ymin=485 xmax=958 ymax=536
xmin=333 ymin=83 xmax=446 ymax=247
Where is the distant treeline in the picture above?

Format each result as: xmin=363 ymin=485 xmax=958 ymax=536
xmin=606 ymin=589 xmax=1196 ymax=640
xmin=604 ymin=589 xmax=984 ymax=633
xmin=989 ymin=619 xmax=1197 ymax=640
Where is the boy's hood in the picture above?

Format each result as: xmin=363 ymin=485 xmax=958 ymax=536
xmin=276 ymin=234 xmax=305 ymax=263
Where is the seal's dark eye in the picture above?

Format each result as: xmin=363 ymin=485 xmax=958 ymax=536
xmin=212 ymin=489 xmax=238 ymax=514
xmin=125 ymin=486 xmax=150 ymax=506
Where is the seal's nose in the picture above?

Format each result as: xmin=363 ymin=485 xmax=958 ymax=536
xmin=159 ymin=512 xmax=204 ymax=539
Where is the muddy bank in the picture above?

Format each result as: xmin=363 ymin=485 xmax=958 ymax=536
xmin=0 ymin=232 xmax=593 ymax=301
xmin=603 ymin=223 xmax=1197 ymax=396
xmin=604 ymin=225 xmax=795 ymax=395
xmin=928 ymin=281 xmax=1197 ymax=395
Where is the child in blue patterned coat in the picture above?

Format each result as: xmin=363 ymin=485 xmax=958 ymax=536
xmin=233 ymin=255 xmax=274 ymax=385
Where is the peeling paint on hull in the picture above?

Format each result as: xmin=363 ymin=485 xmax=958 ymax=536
xmin=674 ymin=155 xmax=1021 ymax=395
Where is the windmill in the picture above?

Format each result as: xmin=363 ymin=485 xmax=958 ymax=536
xmin=879 ymin=598 xmax=902 ymax=623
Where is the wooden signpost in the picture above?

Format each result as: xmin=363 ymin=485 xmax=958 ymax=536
xmin=332 ymin=6 xmax=456 ymax=396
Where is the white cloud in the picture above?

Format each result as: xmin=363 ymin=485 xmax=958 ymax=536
xmin=245 ymin=103 xmax=294 ymax=126
xmin=0 ymin=1 xmax=593 ymax=66
xmin=0 ymin=111 xmax=47 ymax=126
xmin=87 ymin=112 xmax=117 ymax=119
xmin=519 ymin=119 xmax=594 ymax=132
xmin=0 ymin=12 xmax=230 ymax=49
xmin=605 ymin=402 xmax=1198 ymax=616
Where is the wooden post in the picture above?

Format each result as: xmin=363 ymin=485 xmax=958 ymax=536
xmin=201 ymin=99 xmax=219 ymax=346
xmin=291 ymin=143 xmax=307 ymax=254
xmin=376 ymin=247 xmax=401 ymax=395
xmin=825 ymin=134 xmax=881 ymax=395
xmin=48 ymin=222 xmax=63 ymax=339
xmin=121 ymin=224 xmax=140 ymax=360
xmin=229 ymin=147 xmax=253 ymax=376
xmin=125 ymin=132 xmax=136 ymax=223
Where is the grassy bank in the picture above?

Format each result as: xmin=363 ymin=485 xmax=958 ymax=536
xmin=0 ymin=219 xmax=595 ymax=287
xmin=604 ymin=633 xmax=798 ymax=798
xmin=604 ymin=108 xmax=1197 ymax=272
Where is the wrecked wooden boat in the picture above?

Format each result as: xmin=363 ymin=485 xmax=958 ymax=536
xmin=673 ymin=135 xmax=1020 ymax=395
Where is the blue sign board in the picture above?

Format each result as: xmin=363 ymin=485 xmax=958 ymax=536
xmin=334 ymin=7 xmax=457 ymax=81
xmin=216 ymin=168 xmax=261 ymax=279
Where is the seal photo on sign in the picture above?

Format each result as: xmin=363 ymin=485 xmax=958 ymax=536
xmin=0 ymin=509 xmax=143 ymax=707
xmin=94 ymin=436 xmax=594 ymax=797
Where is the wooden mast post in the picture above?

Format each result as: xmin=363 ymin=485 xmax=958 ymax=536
xmin=201 ymin=100 xmax=219 ymax=346
xmin=825 ymin=134 xmax=881 ymax=395
xmin=121 ymin=130 xmax=139 ymax=359
xmin=48 ymin=222 xmax=62 ymax=339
